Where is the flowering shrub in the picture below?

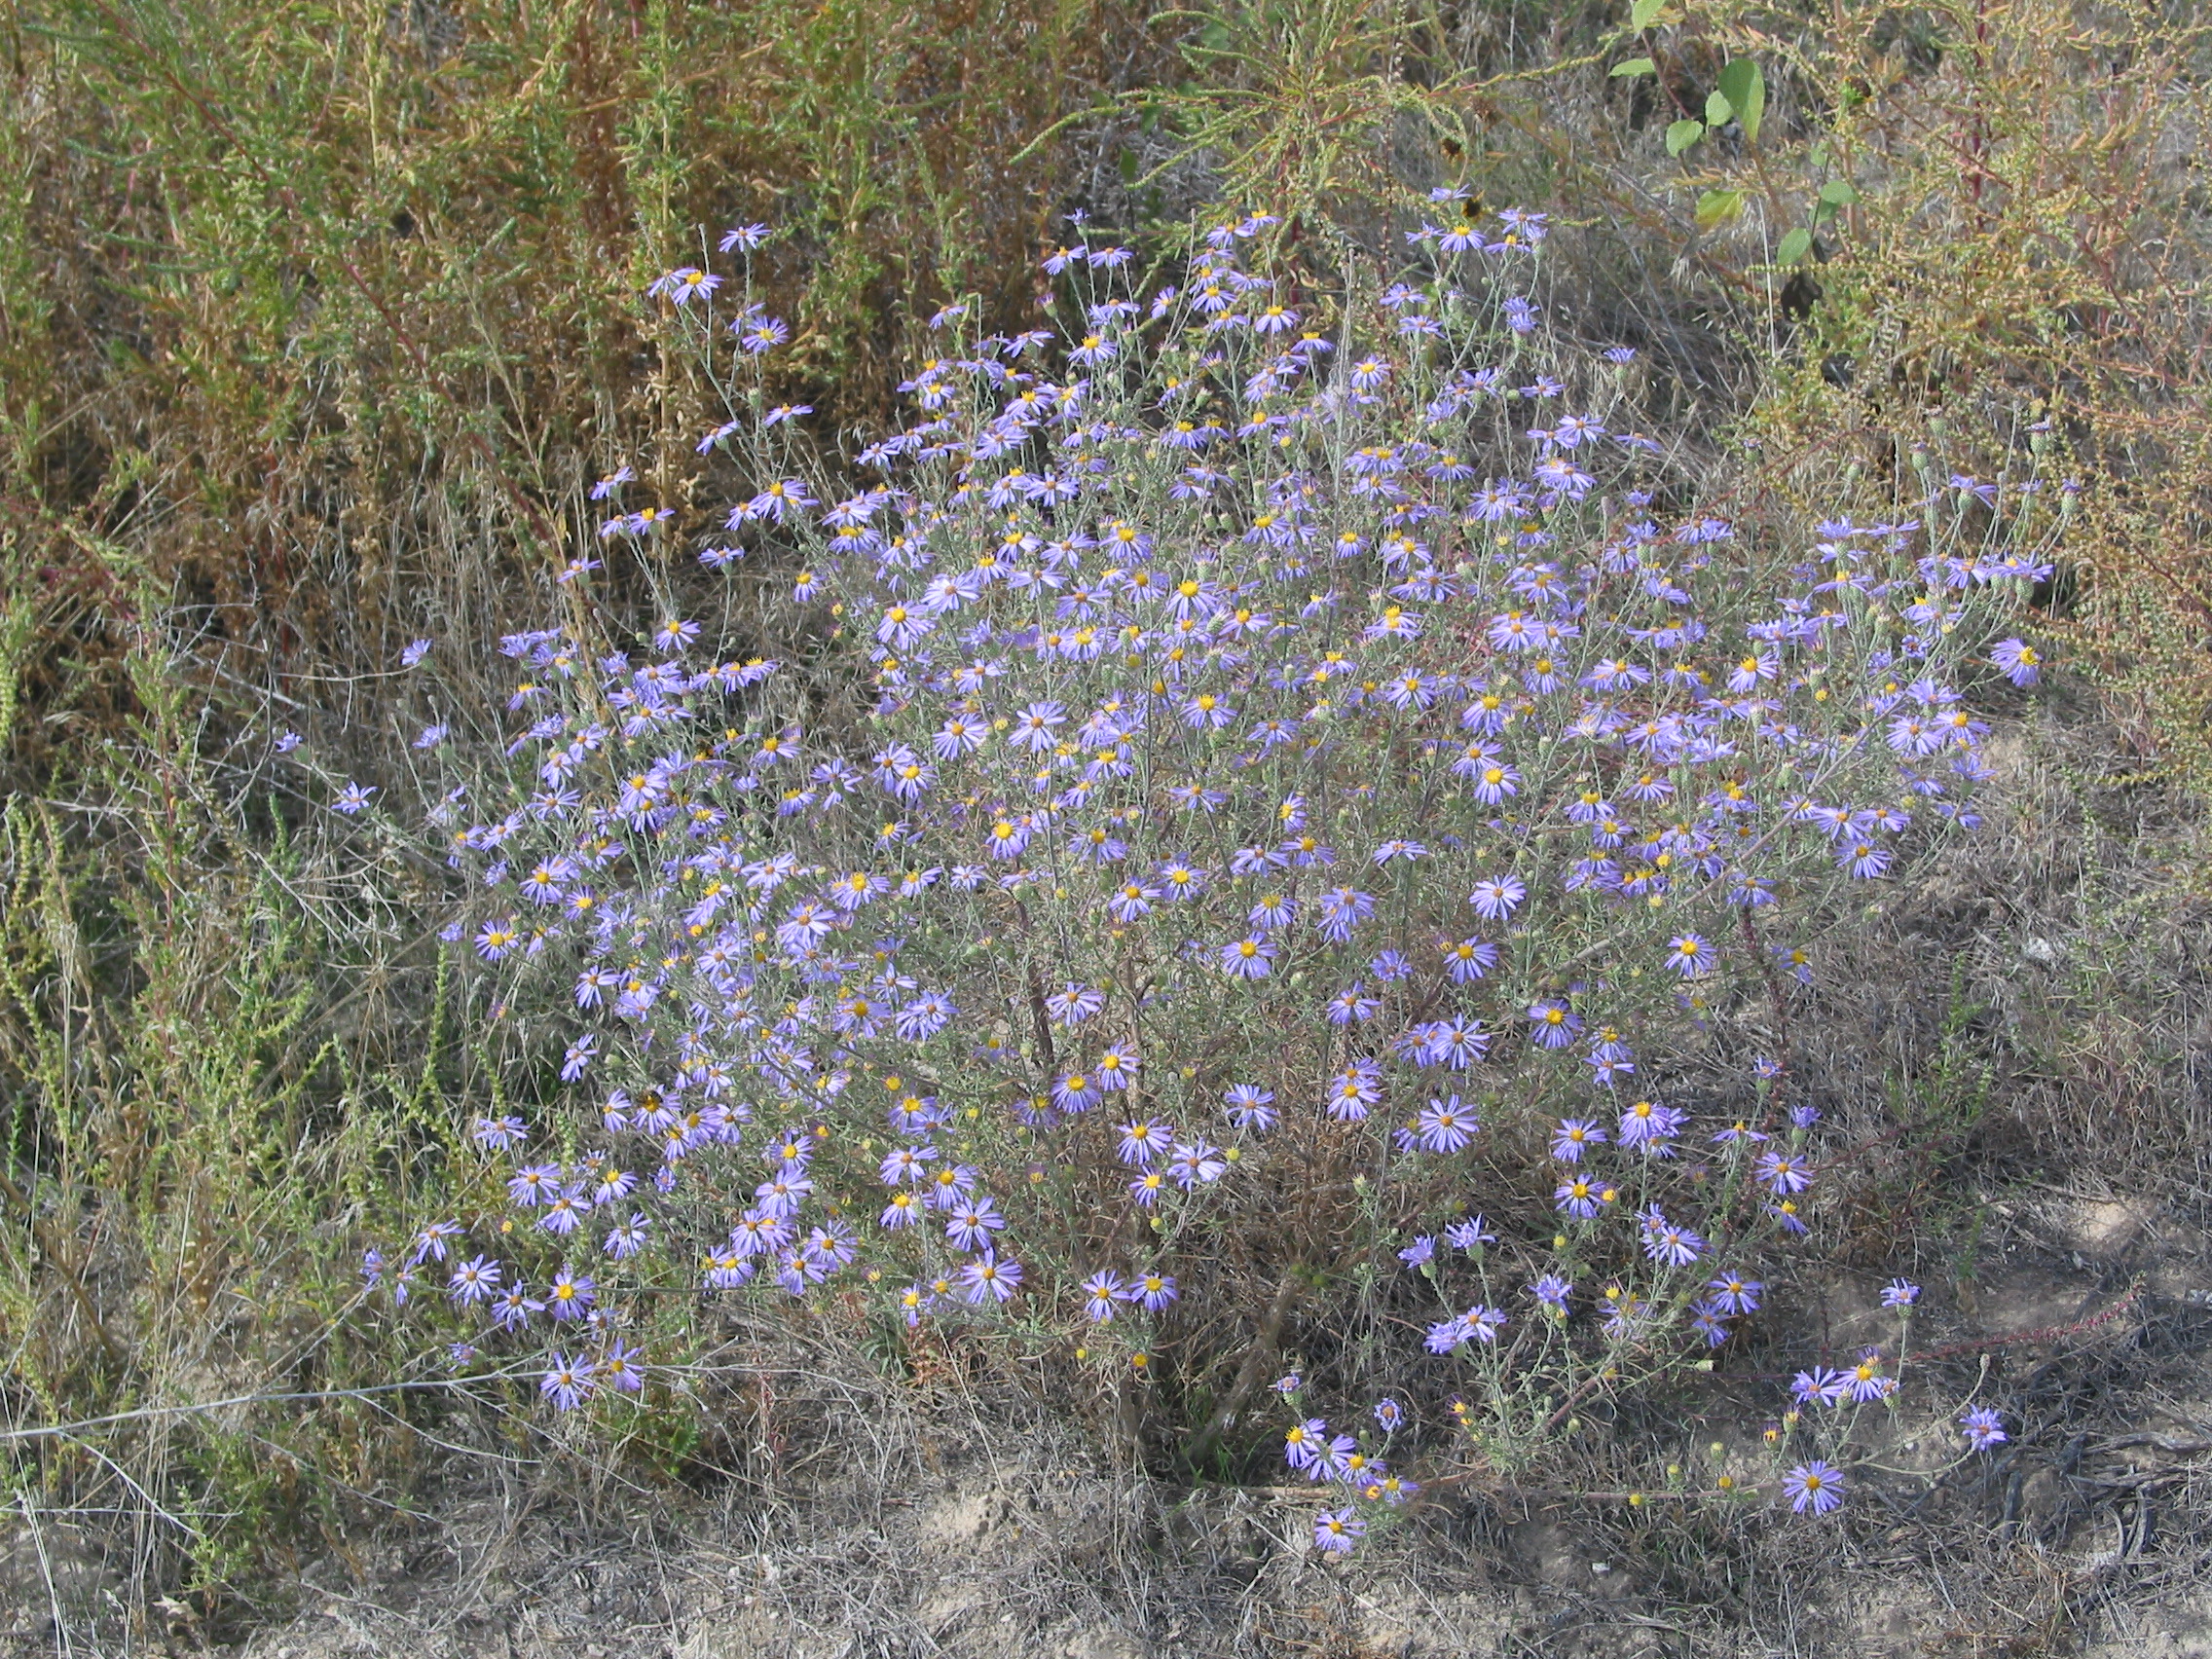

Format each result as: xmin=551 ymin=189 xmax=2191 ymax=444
xmin=351 ymin=203 xmax=2055 ymax=1539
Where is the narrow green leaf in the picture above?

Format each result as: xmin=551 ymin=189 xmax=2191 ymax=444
xmin=1610 ymin=56 xmax=1657 ymax=77
xmin=1694 ymin=188 xmax=1748 ymax=231
xmin=1776 ymin=227 xmax=1813 ymax=266
xmin=1630 ymin=0 xmax=1669 ymax=30
xmin=1665 ymin=118 xmax=1705 ymax=157
xmin=1716 ymin=58 xmax=1765 ymax=144
xmin=1705 ymin=89 xmax=1733 ymax=128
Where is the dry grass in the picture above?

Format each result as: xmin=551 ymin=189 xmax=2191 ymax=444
xmin=6 ymin=0 xmax=2212 ymax=1649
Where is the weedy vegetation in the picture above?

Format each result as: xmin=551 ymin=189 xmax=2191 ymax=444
xmin=1 ymin=0 xmax=2209 ymax=1653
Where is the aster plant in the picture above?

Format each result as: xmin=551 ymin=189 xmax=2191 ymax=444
xmin=348 ymin=203 xmax=2051 ymax=1539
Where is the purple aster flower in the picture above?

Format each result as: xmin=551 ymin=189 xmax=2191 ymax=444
xmin=1326 ymin=1057 xmax=1382 ymax=1121
xmin=1640 ymin=1209 xmax=1707 ymax=1268
xmin=1880 ymin=1278 xmax=1922 ymax=1309
xmin=1313 ymin=886 xmax=1377 ymax=942
xmin=959 ymin=1251 xmax=1022 ymax=1304
xmin=505 ymin=1163 xmax=562 ymax=1207
xmin=1527 ymin=1000 xmax=1582 ymax=1048
xmin=1989 ymin=637 xmax=2042 ymax=686
xmin=1440 ymin=937 xmax=1499 ymax=982
xmin=1131 ymin=1270 xmax=1179 ymax=1312
xmin=1326 ymin=983 xmax=1381 ymax=1024
xmin=1466 ymin=874 xmax=1527 ymax=920
xmin=1374 ymin=1398 xmax=1405 ymax=1433
xmin=601 ymin=1341 xmax=646 ymax=1393
xmin=1284 ymin=1418 xmax=1328 ymax=1469
xmin=472 ymin=1114 xmax=528 ymax=1152
xmin=1167 ymin=1141 xmax=1227 ymax=1188
xmin=1618 ymin=1097 xmax=1683 ymax=1151
xmin=1784 ymin=1460 xmax=1845 ymax=1515
xmin=1790 ymin=1367 xmax=1849 ymax=1407
xmin=1083 ymin=1272 xmax=1126 ymax=1322
xmin=1445 ymin=1213 xmax=1495 ymax=1252
xmin=1117 ymin=1121 xmax=1176 ymax=1164
xmin=1552 ymin=1119 xmax=1606 ymax=1162
xmin=1755 ymin=1151 xmax=1814 ymax=1196
xmin=546 ymin=1266 xmax=597 ymax=1321
xmin=1665 ymin=933 xmax=1714 ymax=977
xmin=1959 ymin=1407 xmax=2008 ymax=1451
xmin=1415 ymin=1094 xmax=1479 ymax=1153
xmin=447 ymin=1255 xmax=502 ymax=1305
xmin=1314 ymin=1507 xmax=1366 ymax=1555
xmin=1530 ymin=1273 xmax=1571 ymax=1313
xmin=1371 ymin=948 xmax=1413 ymax=982
xmin=540 ymin=1353 xmax=596 ymax=1412
xmin=1223 ymin=1084 xmax=1278 ymax=1130
xmin=1424 ymin=1312 xmax=1471 ymax=1353
xmin=1421 ymin=1017 xmax=1491 ymax=1069
xmin=1397 ymin=1235 xmax=1436 ymax=1270
xmin=1843 ymin=1348 xmax=1892 ymax=1403
xmin=1554 ymin=1174 xmax=1614 ymax=1220
xmin=943 ymin=1198 xmax=1007 ymax=1252
xmin=1704 ymin=1273 xmax=1763 ymax=1315
xmin=1221 ymin=934 xmax=1278 ymax=979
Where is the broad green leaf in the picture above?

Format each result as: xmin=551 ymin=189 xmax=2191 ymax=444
xmin=1665 ymin=119 xmax=1705 ymax=157
xmin=1630 ymin=0 xmax=1669 ymax=30
xmin=1818 ymin=179 xmax=1860 ymax=206
xmin=1717 ymin=58 xmax=1765 ymax=144
xmin=1705 ymin=90 xmax=1733 ymax=128
xmin=1610 ymin=56 xmax=1657 ymax=77
xmin=1776 ymin=227 xmax=1813 ymax=265
xmin=1695 ymin=188 xmax=1748 ymax=230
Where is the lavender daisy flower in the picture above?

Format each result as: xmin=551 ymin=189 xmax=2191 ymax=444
xmin=959 ymin=1251 xmax=1022 ymax=1304
xmin=1283 ymin=1418 xmax=1327 ymax=1469
xmin=1083 ymin=1272 xmax=1126 ymax=1322
xmin=1220 ymin=935 xmax=1278 ymax=979
xmin=1131 ymin=1271 xmax=1179 ymax=1312
xmin=1444 ymin=1213 xmax=1495 ymax=1252
xmin=1989 ymin=637 xmax=2042 ymax=686
xmin=1223 ymin=1084 xmax=1278 ymax=1130
xmin=540 ymin=1353 xmax=596 ymax=1412
xmin=1552 ymin=1119 xmax=1607 ymax=1162
xmin=1416 ymin=1095 xmax=1479 ymax=1153
xmin=1466 ymin=874 xmax=1527 ymax=919
xmin=1959 ymin=1407 xmax=2008 ymax=1450
xmin=1783 ymin=1460 xmax=1845 ymax=1514
xmin=1313 ymin=1508 xmax=1366 ymax=1555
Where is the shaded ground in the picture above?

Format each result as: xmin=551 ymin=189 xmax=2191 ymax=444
xmin=9 ymin=1195 xmax=2207 ymax=1659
